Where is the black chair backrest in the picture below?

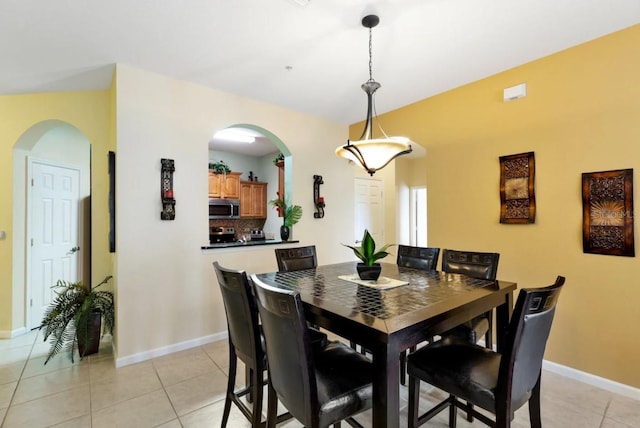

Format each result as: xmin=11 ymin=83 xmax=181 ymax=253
xmin=213 ymin=262 xmax=262 ymax=365
xmin=498 ymin=276 xmax=565 ymax=407
xmin=397 ymin=245 xmax=440 ymax=271
xmin=251 ymin=275 xmax=319 ymax=426
xmin=275 ymin=245 xmax=318 ymax=272
xmin=441 ymin=249 xmax=500 ymax=280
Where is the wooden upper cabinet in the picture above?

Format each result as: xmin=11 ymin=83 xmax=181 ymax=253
xmin=209 ymin=172 xmax=241 ymax=199
xmin=240 ymin=181 xmax=267 ymax=218
xmin=275 ymin=160 xmax=284 ymax=217
xmin=223 ymin=172 xmax=241 ymax=199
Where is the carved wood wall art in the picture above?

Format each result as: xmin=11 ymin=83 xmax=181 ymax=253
xmin=582 ymin=169 xmax=634 ymax=257
xmin=499 ymin=152 xmax=535 ymax=224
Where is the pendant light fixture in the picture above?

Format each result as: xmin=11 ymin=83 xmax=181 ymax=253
xmin=335 ymin=14 xmax=413 ymax=176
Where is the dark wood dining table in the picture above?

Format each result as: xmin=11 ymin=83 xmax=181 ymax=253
xmin=254 ymin=261 xmax=517 ymax=428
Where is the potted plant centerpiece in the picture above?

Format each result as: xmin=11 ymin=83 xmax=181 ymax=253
xmin=269 ymin=192 xmax=302 ymax=241
xmin=343 ymin=229 xmax=393 ymax=281
xmin=37 ymin=275 xmax=115 ymax=364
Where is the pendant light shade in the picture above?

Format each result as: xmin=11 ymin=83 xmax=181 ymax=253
xmin=336 ymin=14 xmax=413 ymax=176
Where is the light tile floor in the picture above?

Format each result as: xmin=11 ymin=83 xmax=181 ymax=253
xmin=1 ymin=330 xmax=638 ymax=427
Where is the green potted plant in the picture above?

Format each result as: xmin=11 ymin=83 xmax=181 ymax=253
xmin=209 ymin=160 xmax=231 ymax=175
xmin=37 ymin=275 xmax=115 ymax=364
xmin=269 ymin=191 xmax=302 ymax=241
xmin=272 ymin=152 xmax=284 ymax=165
xmin=343 ymin=229 xmax=393 ymax=281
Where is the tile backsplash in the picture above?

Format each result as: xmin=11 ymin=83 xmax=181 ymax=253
xmin=209 ymin=218 xmax=266 ymax=240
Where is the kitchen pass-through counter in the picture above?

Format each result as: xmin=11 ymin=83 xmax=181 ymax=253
xmin=201 ymin=239 xmax=299 ymax=250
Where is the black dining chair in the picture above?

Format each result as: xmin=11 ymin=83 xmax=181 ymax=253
xmin=438 ymin=249 xmax=500 ymax=421
xmin=440 ymin=249 xmax=500 ymax=347
xmin=251 ymin=274 xmax=374 ymax=428
xmin=396 ymin=245 xmax=441 ymax=385
xmin=274 ymin=245 xmax=318 ymax=272
xmin=213 ymin=261 xmax=272 ymax=427
xmin=396 ymin=245 xmax=440 ymax=271
xmin=407 ymin=275 xmax=565 ymax=428
xmin=275 ymin=245 xmax=322 ymax=333
xmin=214 ymin=261 xmax=298 ymax=427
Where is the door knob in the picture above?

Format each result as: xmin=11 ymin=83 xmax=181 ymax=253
xmin=67 ymin=246 xmax=80 ymax=255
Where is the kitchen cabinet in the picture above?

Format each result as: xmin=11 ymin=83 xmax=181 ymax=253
xmin=209 ymin=171 xmax=241 ymax=199
xmin=240 ymin=181 xmax=267 ymax=218
xmin=275 ymin=160 xmax=285 ymax=217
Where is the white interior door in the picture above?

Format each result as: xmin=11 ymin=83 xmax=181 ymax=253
xmin=354 ymin=177 xmax=384 ymax=246
xmin=28 ymin=159 xmax=80 ymax=329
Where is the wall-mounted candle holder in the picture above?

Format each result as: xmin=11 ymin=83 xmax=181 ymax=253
xmin=161 ymin=158 xmax=176 ymax=220
xmin=313 ymin=175 xmax=325 ymax=219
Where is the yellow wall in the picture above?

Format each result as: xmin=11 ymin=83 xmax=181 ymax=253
xmin=352 ymin=24 xmax=640 ymax=388
xmin=0 ymin=90 xmax=112 ymax=334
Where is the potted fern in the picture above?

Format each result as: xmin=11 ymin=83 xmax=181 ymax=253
xmin=37 ymin=275 xmax=115 ymax=364
xmin=343 ymin=229 xmax=393 ymax=281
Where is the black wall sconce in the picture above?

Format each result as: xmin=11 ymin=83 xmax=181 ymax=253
xmin=161 ymin=158 xmax=176 ymax=220
xmin=313 ymin=175 xmax=325 ymax=219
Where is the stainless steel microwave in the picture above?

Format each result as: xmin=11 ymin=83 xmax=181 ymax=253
xmin=209 ymin=199 xmax=240 ymax=219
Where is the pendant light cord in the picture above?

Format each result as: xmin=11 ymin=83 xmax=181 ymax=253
xmin=368 ymin=27 xmax=374 ymax=82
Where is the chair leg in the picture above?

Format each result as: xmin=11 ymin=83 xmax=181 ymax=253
xmin=449 ymin=394 xmax=457 ymax=428
xmin=246 ymin=366 xmax=254 ymax=403
xmin=408 ymin=375 xmax=420 ymax=428
xmin=495 ymin=397 xmax=512 ymax=428
xmin=465 ymin=403 xmax=475 ymax=422
xmin=250 ymin=364 xmax=263 ymax=427
xmin=400 ymin=346 xmax=416 ymax=386
xmin=529 ymin=374 xmax=543 ymax=428
xmin=464 ymin=311 xmax=493 ymax=424
xmin=222 ymin=349 xmax=237 ymax=428
xmin=400 ymin=350 xmax=407 ymax=386
xmin=485 ymin=310 xmax=493 ymax=349
xmin=266 ymin=382 xmax=278 ymax=428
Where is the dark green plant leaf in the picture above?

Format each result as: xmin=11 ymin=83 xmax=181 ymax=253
xmin=284 ymin=205 xmax=303 ymax=227
xmin=342 ymin=229 xmax=395 ymax=266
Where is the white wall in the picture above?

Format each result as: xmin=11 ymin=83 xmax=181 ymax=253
xmin=114 ymin=64 xmax=357 ymax=363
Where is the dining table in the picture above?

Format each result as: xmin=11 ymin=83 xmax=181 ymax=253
xmin=254 ymin=261 xmax=517 ymax=428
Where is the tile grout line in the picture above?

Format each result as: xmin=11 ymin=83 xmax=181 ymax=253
xmin=0 ymin=331 xmax=40 ymax=427
xmin=88 ymin=354 xmax=94 ymax=428
xmin=150 ymin=351 xmax=183 ymax=427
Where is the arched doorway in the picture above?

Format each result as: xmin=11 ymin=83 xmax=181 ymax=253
xmin=12 ymin=120 xmax=91 ymax=330
xmin=208 ymin=124 xmax=293 ymax=240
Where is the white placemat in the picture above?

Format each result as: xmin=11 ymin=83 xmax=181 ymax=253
xmin=338 ymin=274 xmax=409 ymax=290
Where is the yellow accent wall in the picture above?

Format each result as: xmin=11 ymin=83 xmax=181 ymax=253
xmin=0 ymin=90 xmax=113 ymax=334
xmin=352 ymin=24 xmax=640 ymax=388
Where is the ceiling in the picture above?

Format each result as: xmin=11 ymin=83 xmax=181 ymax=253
xmin=2 ymin=0 xmax=639 ymax=151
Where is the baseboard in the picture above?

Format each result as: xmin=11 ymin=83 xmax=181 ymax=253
xmin=0 ymin=326 xmax=28 ymax=339
xmin=542 ymin=360 xmax=640 ymax=400
xmin=115 ymin=331 xmax=228 ymax=368
xmin=474 ymin=339 xmax=639 ymax=401
xmin=111 ymin=333 xmax=640 ymax=401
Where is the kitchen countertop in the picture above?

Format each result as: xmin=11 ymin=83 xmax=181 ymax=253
xmin=201 ymin=239 xmax=299 ymax=250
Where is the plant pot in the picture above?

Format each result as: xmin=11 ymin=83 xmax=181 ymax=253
xmin=77 ymin=311 xmax=102 ymax=358
xmin=280 ymin=225 xmax=290 ymax=241
xmin=357 ymin=263 xmax=382 ymax=281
